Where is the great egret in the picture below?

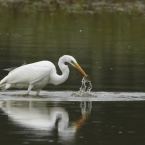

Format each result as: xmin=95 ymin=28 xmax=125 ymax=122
xmin=0 ymin=55 xmax=88 ymax=95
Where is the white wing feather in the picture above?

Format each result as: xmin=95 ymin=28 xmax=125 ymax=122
xmin=1 ymin=61 xmax=55 ymax=85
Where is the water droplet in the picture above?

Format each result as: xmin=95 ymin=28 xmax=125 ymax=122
xmin=79 ymin=77 xmax=92 ymax=95
xmin=71 ymin=77 xmax=93 ymax=97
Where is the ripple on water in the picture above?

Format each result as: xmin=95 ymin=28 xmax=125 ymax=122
xmin=1 ymin=91 xmax=145 ymax=101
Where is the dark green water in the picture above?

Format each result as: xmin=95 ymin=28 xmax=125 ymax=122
xmin=0 ymin=10 xmax=145 ymax=92
xmin=0 ymin=101 xmax=145 ymax=145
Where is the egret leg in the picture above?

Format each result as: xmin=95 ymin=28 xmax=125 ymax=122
xmin=6 ymin=84 xmax=11 ymax=89
xmin=0 ymin=83 xmax=6 ymax=88
xmin=36 ymin=90 xmax=41 ymax=96
xmin=0 ymin=84 xmax=6 ymax=90
xmin=1 ymin=83 xmax=11 ymax=91
xmin=26 ymin=85 xmax=34 ymax=95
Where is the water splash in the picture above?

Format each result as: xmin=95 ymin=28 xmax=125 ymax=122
xmin=72 ymin=76 xmax=93 ymax=97
xmin=79 ymin=77 xmax=92 ymax=94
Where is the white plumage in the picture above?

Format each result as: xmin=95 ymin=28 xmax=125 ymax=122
xmin=0 ymin=55 xmax=87 ymax=95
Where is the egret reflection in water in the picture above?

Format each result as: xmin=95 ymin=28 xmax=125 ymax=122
xmin=0 ymin=101 xmax=92 ymax=143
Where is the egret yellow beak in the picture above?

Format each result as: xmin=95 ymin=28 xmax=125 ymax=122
xmin=73 ymin=62 xmax=87 ymax=77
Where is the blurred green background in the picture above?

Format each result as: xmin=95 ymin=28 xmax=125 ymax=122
xmin=0 ymin=0 xmax=145 ymax=92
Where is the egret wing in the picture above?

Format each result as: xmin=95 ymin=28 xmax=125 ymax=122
xmin=3 ymin=62 xmax=26 ymax=72
xmin=5 ymin=65 xmax=51 ymax=84
xmin=3 ymin=67 xmax=17 ymax=72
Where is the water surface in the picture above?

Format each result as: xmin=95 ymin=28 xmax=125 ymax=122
xmin=1 ymin=90 xmax=145 ymax=101
xmin=0 ymin=10 xmax=145 ymax=91
xmin=0 ymin=100 xmax=145 ymax=145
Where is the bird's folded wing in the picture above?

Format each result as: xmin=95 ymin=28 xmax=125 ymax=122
xmin=6 ymin=66 xmax=51 ymax=84
xmin=30 ymin=74 xmax=49 ymax=85
xmin=3 ymin=67 xmax=17 ymax=72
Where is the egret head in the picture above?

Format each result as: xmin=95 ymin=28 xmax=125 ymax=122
xmin=63 ymin=55 xmax=88 ymax=77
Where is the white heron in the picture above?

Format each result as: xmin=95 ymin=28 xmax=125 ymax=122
xmin=0 ymin=55 xmax=88 ymax=95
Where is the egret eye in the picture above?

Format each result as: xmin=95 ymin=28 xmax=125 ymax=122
xmin=71 ymin=61 xmax=74 ymax=63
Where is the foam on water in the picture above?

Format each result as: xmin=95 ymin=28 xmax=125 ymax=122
xmin=1 ymin=90 xmax=145 ymax=101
